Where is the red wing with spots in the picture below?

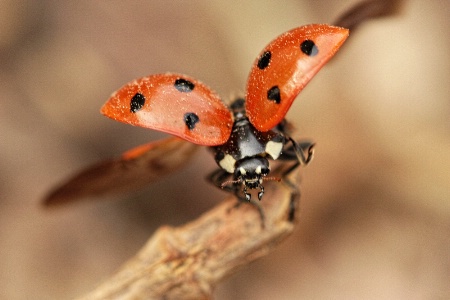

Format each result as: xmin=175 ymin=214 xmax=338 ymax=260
xmin=43 ymin=137 xmax=198 ymax=206
xmin=101 ymin=73 xmax=233 ymax=146
xmin=245 ymin=24 xmax=349 ymax=132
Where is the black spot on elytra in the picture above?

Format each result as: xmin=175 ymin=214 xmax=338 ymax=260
xmin=300 ymin=40 xmax=318 ymax=56
xmin=184 ymin=112 xmax=199 ymax=130
xmin=130 ymin=93 xmax=146 ymax=113
xmin=267 ymin=86 xmax=281 ymax=104
xmin=174 ymin=78 xmax=195 ymax=92
xmin=257 ymin=51 xmax=271 ymax=69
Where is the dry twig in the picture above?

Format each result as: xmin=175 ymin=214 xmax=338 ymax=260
xmin=78 ymin=165 xmax=301 ymax=300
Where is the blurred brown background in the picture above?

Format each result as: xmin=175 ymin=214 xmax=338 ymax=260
xmin=0 ymin=0 xmax=449 ymax=299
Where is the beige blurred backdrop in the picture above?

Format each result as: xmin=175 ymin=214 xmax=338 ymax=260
xmin=0 ymin=0 xmax=449 ymax=299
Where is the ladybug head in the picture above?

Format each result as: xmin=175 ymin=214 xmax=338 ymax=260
xmin=234 ymin=157 xmax=270 ymax=201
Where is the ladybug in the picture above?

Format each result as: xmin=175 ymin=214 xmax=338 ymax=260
xmin=45 ymin=24 xmax=349 ymax=222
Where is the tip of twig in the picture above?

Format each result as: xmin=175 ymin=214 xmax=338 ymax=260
xmin=334 ymin=0 xmax=404 ymax=32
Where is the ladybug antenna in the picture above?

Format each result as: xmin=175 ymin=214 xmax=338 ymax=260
xmin=220 ymin=179 xmax=242 ymax=189
xmin=262 ymin=176 xmax=281 ymax=183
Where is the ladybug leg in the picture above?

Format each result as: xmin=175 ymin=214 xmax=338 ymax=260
xmin=298 ymin=141 xmax=315 ymax=165
xmin=280 ymin=162 xmax=301 ymax=222
xmin=207 ymin=168 xmax=239 ymax=195
xmin=277 ymin=138 xmax=315 ymax=222
xmin=206 ymin=168 xmax=247 ymax=204
xmin=206 ymin=169 xmax=266 ymax=226
xmin=237 ymin=187 xmax=266 ymax=226
xmin=243 ymin=186 xmax=250 ymax=201
xmin=249 ymin=199 xmax=265 ymax=227
xmin=280 ymin=138 xmax=315 ymax=165
xmin=276 ymin=118 xmax=313 ymax=163
xmin=231 ymin=186 xmax=266 ymax=226
xmin=258 ymin=184 xmax=264 ymax=200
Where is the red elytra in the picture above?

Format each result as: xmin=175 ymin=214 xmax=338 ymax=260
xmin=246 ymin=24 xmax=349 ymax=131
xmin=101 ymin=74 xmax=233 ymax=146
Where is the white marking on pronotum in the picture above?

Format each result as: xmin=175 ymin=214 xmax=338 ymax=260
xmin=219 ymin=154 xmax=236 ymax=173
xmin=265 ymin=141 xmax=283 ymax=159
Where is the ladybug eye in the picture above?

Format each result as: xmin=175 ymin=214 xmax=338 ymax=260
xmin=236 ymin=167 xmax=246 ymax=177
xmin=130 ymin=93 xmax=146 ymax=113
xmin=300 ymin=40 xmax=318 ymax=56
xmin=261 ymin=166 xmax=269 ymax=176
xmin=255 ymin=165 xmax=269 ymax=177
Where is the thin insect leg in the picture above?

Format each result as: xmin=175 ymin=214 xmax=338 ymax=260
xmin=287 ymin=137 xmax=315 ymax=165
xmin=234 ymin=186 xmax=266 ymax=227
xmin=281 ymin=165 xmax=301 ymax=222
xmin=249 ymin=198 xmax=265 ymax=228
xmin=208 ymin=168 xmax=264 ymax=224
xmin=207 ymin=168 xmax=243 ymax=210
xmin=207 ymin=169 xmax=236 ymax=194
xmin=278 ymin=139 xmax=314 ymax=161
xmin=278 ymin=139 xmax=313 ymax=222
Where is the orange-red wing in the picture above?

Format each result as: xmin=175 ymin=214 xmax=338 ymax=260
xmin=43 ymin=137 xmax=198 ymax=206
xmin=246 ymin=24 xmax=349 ymax=131
xmin=101 ymin=74 xmax=233 ymax=146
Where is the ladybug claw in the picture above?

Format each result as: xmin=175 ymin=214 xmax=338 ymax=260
xmin=243 ymin=187 xmax=251 ymax=201
xmin=258 ymin=184 xmax=264 ymax=200
xmin=245 ymin=193 xmax=251 ymax=201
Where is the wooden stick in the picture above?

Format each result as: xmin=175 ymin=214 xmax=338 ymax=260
xmin=78 ymin=166 xmax=300 ymax=300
